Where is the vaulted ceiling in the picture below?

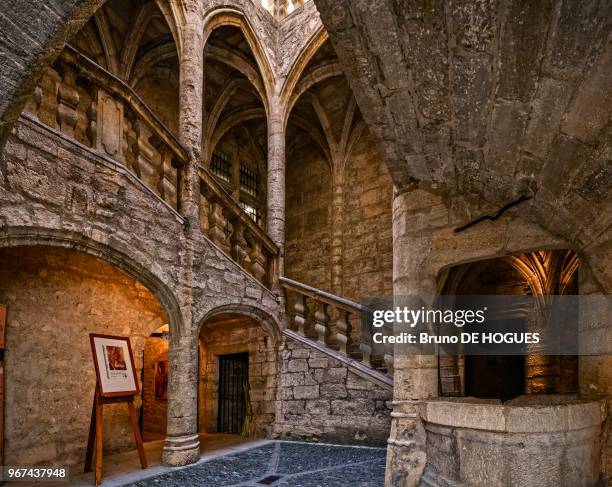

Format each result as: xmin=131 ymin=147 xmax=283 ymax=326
xmin=313 ymin=0 xmax=612 ymax=253
xmin=287 ymin=39 xmax=365 ymax=171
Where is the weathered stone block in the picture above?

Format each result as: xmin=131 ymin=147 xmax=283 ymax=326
xmin=286 ymin=358 xmax=308 ymax=372
xmin=293 ymin=385 xmax=319 ymax=400
xmin=320 ymin=383 xmax=348 ymax=399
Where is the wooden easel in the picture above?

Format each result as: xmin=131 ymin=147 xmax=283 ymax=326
xmin=84 ymin=381 xmax=147 ymax=486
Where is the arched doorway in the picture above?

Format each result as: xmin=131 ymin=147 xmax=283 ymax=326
xmin=0 ymin=246 xmax=172 ymax=468
xmin=439 ymin=249 xmax=580 ymax=401
xmin=198 ymin=311 xmax=278 ymax=439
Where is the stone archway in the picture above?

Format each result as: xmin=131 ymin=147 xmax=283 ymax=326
xmin=0 ymin=227 xmax=183 ymax=334
xmin=0 ymin=245 xmax=177 ymax=468
xmin=197 ymin=305 xmax=281 ymax=439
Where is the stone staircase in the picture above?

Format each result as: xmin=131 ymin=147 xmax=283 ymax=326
xmin=24 ymin=44 xmax=392 ymax=389
xmin=24 ymin=45 xmax=280 ymax=289
xmin=280 ymin=276 xmax=393 ymax=388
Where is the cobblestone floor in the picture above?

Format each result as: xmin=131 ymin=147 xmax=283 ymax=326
xmin=127 ymin=442 xmax=386 ymax=486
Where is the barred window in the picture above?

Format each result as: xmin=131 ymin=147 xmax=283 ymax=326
xmin=211 ymin=149 xmax=231 ymax=182
xmin=240 ymin=201 xmax=261 ymax=225
xmin=240 ymin=164 xmax=259 ymax=197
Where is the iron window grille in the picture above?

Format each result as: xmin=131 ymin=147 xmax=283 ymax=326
xmin=240 ymin=201 xmax=261 ymax=225
xmin=240 ymin=164 xmax=259 ymax=197
xmin=211 ymin=149 xmax=232 ymax=182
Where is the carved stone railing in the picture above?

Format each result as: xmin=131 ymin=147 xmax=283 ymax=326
xmin=280 ymin=276 xmax=391 ymax=377
xmin=23 ymin=45 xmax=279 ymax=288
xmin=25 ymin=45 xmax=185 ymax=210
xmin=199 ymin=167 xmax=279 ymax=287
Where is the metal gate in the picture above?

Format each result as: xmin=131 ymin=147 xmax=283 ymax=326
xmin=217 ymin=352 xmax=249 ymax=434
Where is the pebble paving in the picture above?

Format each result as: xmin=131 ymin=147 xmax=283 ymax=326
xmin=127 ymin=442 xmax=386 ymax=486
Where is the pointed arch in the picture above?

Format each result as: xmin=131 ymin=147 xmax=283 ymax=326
xmin=133 ymin=66 xmax=179 ymax=91
xmin=302 ymin=91 xmax=338 ymax=160
xmin=279 ymin=25 xmax=328 ymax=117
xmin=288 ymin=113 xmax=333 ymax=168
xmin=77 ymin=21 xmax=106 ymax=67
xmin=202 ymin=9 xmax=274 ymax=112
xmin=285 ymin=61 xmax=343 ymax=125
xmin=203 ymin=77 xmax=245 ymax=160
xmin=155 ymin=0 xmax=184 ymax=53
xmin=342 ymin=119 xmax=367 ymax=168
xmin=206 ymin=45 xmax=266 ymax=102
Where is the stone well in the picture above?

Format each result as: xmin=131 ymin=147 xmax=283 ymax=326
xmin=420 ymin=396 xmax=606 ymax=487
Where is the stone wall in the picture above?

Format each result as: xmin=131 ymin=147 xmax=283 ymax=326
xmin=0 ymin=110 xmax=283 ymax=469
xmin=285 ymin=141 xmax=332 ymax=291
xmin=143 ymin=337 xmax=169 ymax=436
xmin=285 ymin=131 xmax=393 ymax=301
xmin=341 ymin=132 xmax=393 ymax=300
xmin=579 ymin=266 xmax=612 ymax=479
xmin=389 ymin=188 xmax=612 ymax=483
xmin=0 ymin=247 xmax=166 ymax=466
xmin=421 ymin=398 xmax=605 ymax=487
xmin=274 ymin=337 xmax=391 ymax=446
xmin=199 ymin=318 xmax=277 ymax=438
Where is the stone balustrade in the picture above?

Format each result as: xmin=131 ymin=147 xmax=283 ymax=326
xmin=199 ymin=167 xmax=279 ymax=287
xmin=280 ymin=276 xmax=391 ymax=376
xmin=25 ymin=45 xmax=185 ymax=210
xmin=24 ymin=45 xmax=279 ymax=288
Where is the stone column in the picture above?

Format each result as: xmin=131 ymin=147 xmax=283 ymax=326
xmin=162 ymin=2 xmax=203 ymax=467
xmin=331 ymin=165 xmax=344 ymax=294
xmin=266 ymin=99 xmax=285 ymax=275
xmin=162 ymin=331 xmax=200 ymax=466
xmin=385 ymin=189 xmax=439 ymax=487
xmin=177 ymin=6 xmax=204 ymax=229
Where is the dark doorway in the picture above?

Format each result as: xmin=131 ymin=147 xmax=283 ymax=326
xmin=218 ymin=352 xmax=249 ymax=434
xmin=464 ymin=318 xmax=525 ymax=402
xmin=465 ymin=354 xmax=525 ymax=401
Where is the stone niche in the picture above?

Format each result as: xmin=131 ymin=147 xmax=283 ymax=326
xmin=421 ymin=397 xmax=605 ymax=487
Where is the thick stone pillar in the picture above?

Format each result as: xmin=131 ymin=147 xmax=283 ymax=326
xmin=385 ymin=189 xmax=439 ymax=487
xmin=266 ymin=100 xmax=286 ymax=274
xmin=177 ymin=7 xmax=204 ymax=229
xmin=162 ymin=331 xmax=200 ymax=466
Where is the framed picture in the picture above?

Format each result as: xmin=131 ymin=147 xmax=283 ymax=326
xmin=154 ymin=360 xmax=168 ymax=400
xmin=90 ymin=333 xmax=139 ymax=397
